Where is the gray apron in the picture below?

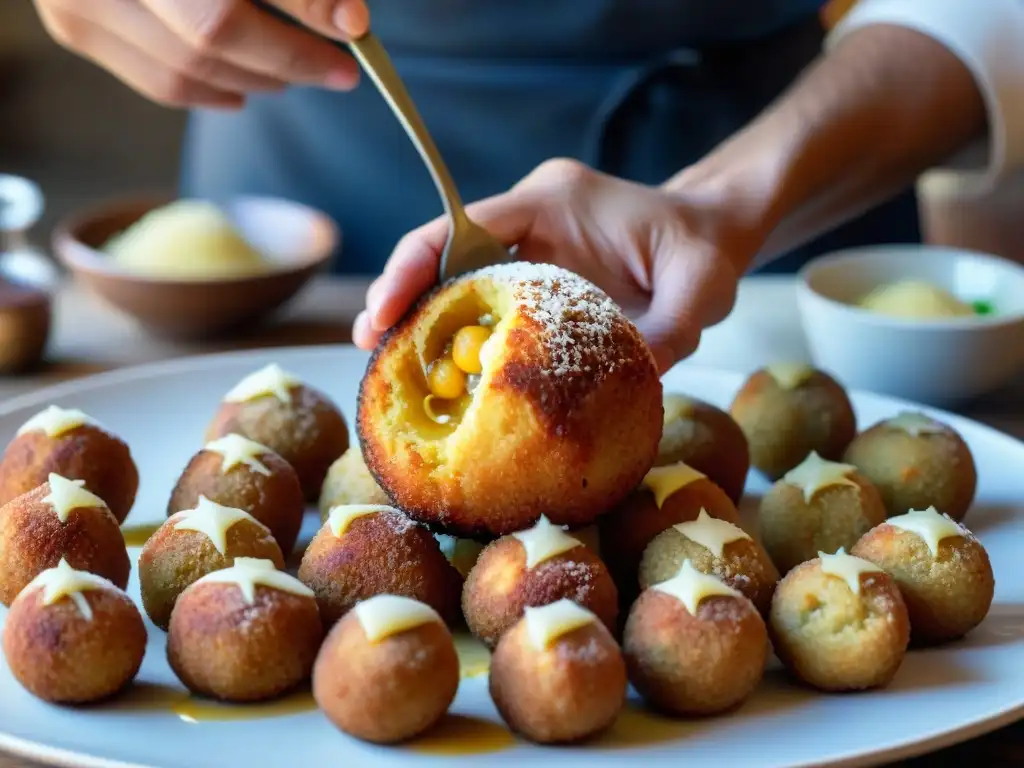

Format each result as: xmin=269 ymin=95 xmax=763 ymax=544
xmin=180 ymin=0 xmax=918 ymax=275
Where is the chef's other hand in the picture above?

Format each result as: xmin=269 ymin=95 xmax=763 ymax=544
xmin=354 ymin=159 xmax=761 ymax=374
xmin=32 ymin=0 xmax=368 ymax=108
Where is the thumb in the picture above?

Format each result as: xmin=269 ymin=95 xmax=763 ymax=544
xmin=366 ymin=191 xmax=538 ymax=333
xmin=633 ymin=251 xmax=712 ymax=374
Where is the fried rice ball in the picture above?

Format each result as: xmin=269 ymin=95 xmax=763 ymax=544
xmin=843 ymin=411 xmax=977 ymax=521
xmin=0 ymin=405 xmax=139 ymax=524
xmin=3 ymin=559 xmax=146 ymax=704
xmin=0 ymin=474 xmax=130 ymax=606
xmin=638 ymin=510 xmax=779 ymax=618
xmin=298 ymin=504 xmax=463 ymax=629
xmin=598 ymin=463 xmax=740 ymax=606
xmin=318 ymin=446 xmax=390 ymax=523
xmin=624 ymin=562 xmax=768 ymax=716
xmin=758 ymin=452 xmax=887 ymax=575
xmin=313 ymin=594 xmax=459 ymax=744
xmin=851 ymin=508 xmax=994 ymax=645
xmin=206 ymin=363 xmax=349 ymax=501
xmin=730 ymin=364 xmax=856 ymax=480
xmin=357 ymin=263 xmax=662 ymax=539
xmin=489 ymin=600 xmax=627 ymax=743
xmin=167 ymin=558 xmax=323 ymax=702
xmin=462 ymin=517 xmax=619 ymax=648
xmin=656 ymin=393 xmax=750 ymax=504
xmin=139 ymin=496 xmax=284 ymax=630
xmin=167 ymin=433 xmax=305 ymax=555
xmin=770 ymin=551 xmax=910 ymax=691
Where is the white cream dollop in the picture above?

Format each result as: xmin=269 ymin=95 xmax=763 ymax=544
xmin=524 ymin=599 xmax=598 ymax=651
xmin=173 ymin=495 xmax=265 ymax=556
xmin=41 ymin=473 xmax=108 ymax=523
xmin=24 ymin=558 xmax=120 ymax=621
xmin=641 ymin=462 xmax=706 ymax=509
xmin=511 ymin=515 xmax=582 ymax=569
xmin=223 ymin=363 xmax=301 ymax=405
xmin=886 ymin=506 xmax=966 ymax=557
xmin=783 ymin=451 xmax=859 ymax=504
xmin=672 ymin=508 xmax=751 ymax=559
xmin=818 ymin=548 xmax=883 ymax=596
xmin=194 ymin=557 xmax=312 ymax=604
xmin=653 ymin=559 xmax=743 ymax=616
xmin=353 ymin=594 xmax=444 ymax=644
xmin=16 ymin=405 xmax=103 ymax=439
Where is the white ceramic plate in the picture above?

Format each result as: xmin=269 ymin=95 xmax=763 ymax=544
xmin=0 ymin=345 xmax=1022 ymax=768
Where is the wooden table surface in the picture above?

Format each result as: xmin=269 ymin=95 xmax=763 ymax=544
xmin=1 ymin=277 xmax=1022 ymax=768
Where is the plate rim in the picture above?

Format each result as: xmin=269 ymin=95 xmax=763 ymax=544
xmin=0 ymin=344 xmax=1022 ymax=768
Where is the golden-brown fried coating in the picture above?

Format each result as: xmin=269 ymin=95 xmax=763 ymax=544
xmin=313 ymin=608 xmax=459 ymax=744
xmin=139 ymin=509 xmax=284 ymax=630
xmin=0 ymin=481 xmax=129 ymax=606
xmin=770 ymin=556 xmax=910 ymax=691
xmin=167 ymin=581 xmax=323 ymax=702
xmin=461 ymin=535 xmax=618 ymax=649
xmin=759 ymin=470 xmax=887 ymax=575
xmin=167 ymin=441 xmax=305 ymax=555
xmin=598 ymin=474 xmax=740 ymax=607
xmin=3 ymin=578 xmax=146 ymax=703
xmin=657 ymin=393 xmax=750 ymax=504
xmin=730 ymin=366 xmax=856 ymax=480
xmin=624 ymin=588 xmax=767 ymax=716
xmin=358 ymin=263 xmax=662 ymax=538
xmin=489 ymin=615 xmax=626 ymax=743
xmin=298 ymin=508 xmax=463 ymax=629
xmin=0 ymin=424 xmax=138 ymax=524
xmin=638 ymin=524 xmax=779 ymax=618
xmin=852 ymin=518 xmax=994 ymax=645
xmin=318 ymin=447 xmax=390 ymax=523
xmin=843 ymin=415 xmax=977 ymax=521
xmin=207 ymin=381 xmax=349 ymax=502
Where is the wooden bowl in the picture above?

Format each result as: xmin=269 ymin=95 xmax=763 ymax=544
xmin=53 ymin=196 xmax=339 ymax=340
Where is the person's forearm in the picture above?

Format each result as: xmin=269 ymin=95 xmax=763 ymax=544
xmin=665 ymin=23 xmax=987 ymax=267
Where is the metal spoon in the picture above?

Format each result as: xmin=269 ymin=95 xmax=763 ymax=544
xmin=348 ymin=33 xmax=510 ymax=282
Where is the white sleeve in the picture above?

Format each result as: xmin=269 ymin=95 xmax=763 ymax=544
xmin=826 ymin=0 xmax=1024 ymax=188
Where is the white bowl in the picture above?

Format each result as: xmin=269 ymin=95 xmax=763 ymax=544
xmin=796 ymin=245 xmax=1024 ymax=406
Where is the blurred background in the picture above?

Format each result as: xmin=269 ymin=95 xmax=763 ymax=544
xmin=0 ymin=2 xmax=184 ymax=236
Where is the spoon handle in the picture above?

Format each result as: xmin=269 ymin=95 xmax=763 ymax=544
xmin=348 ymin=34 xmax=467 ymax=225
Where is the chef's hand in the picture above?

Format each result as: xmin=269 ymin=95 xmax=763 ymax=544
xmin=354 ymin=159 xmax=763 ymax=374
xmin=31 ymin=0 xmax=368 ymax=108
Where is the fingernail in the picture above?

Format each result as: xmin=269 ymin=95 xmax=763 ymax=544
xmin=324 ymin=67 xmax=358 ymax=91
xmin=333 ymin=2 xmax=369 ymax=37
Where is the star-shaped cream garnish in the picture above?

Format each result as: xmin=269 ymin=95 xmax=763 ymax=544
xmin=886 ymin=507 xmax=966 ymax=557
xmin=41 ymin=473 xmax=108 ymax=523
xmin=203 ymin=433 xmax=273 ymax=476
xmin=327 ymin=504 xmax=396 ymax=538
xmin=354 ymin=594 xmax=443 ymax=644
xmin=886 ymin=411 xmax=948 ymax=438
xmin=641 ymin=462 xmax=707 ymax=508
xmin=524 ymin=599 xmax=597 ymax=651
xmin=173 ymin=495 xmax=263 ymax=556
xmin=783 ymin=451 xmax=859 ymax=504
xmin=194 ymin=557 xmax=313 ymax=605
xmin=818 ymin=548 xmax=883 ymax=596
xmin=673 ymin=509 xmax=751 ymax=559
xmin=25 ymin=558 xmax=117 ymax=621
xmin=223 ymin=363 xmax=301 ymax=404
xmin=511 ymin=515 xmax=581 ymax=569
xmin=16 ymin=405 xmax=103 ymax=438
xmin=765 ymin=362 xmax=814 ymax=390
xmin=653 ymin=559 xmax=742 ymax=616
